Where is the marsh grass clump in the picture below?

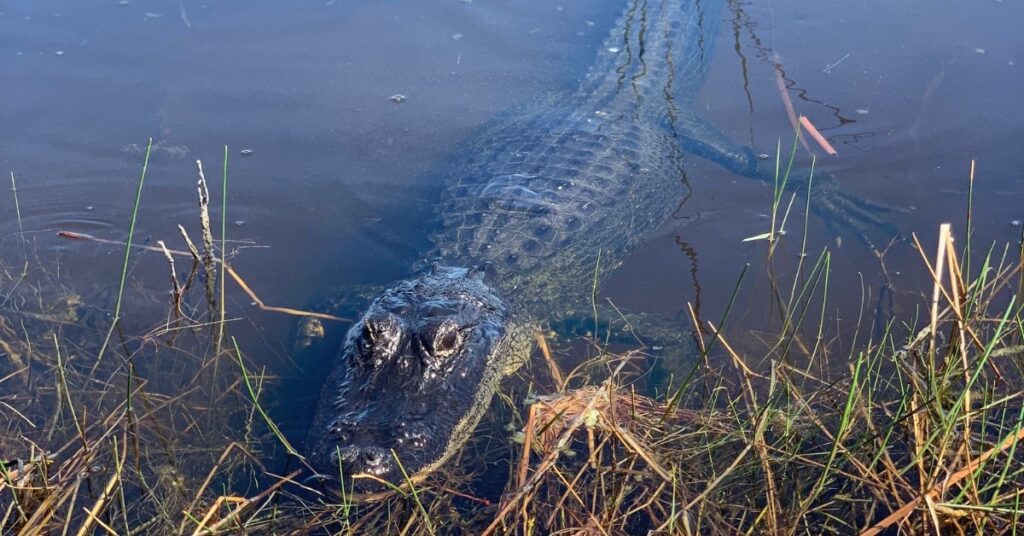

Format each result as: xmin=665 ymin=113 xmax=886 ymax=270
xmin=471 ymin=219 xmax=1024 ymax=535
xmin=467 ymin=155 xmax=1024 ymax=533
xmin=488 ymin=356 xmax=733 ymax=535
xmin=0 ymin=247 xmax=281 ymax=534
xmin=0 ymin=148 xmax=308 ymax=535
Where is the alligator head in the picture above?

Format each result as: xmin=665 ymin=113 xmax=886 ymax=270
xmin=307 ymin=265 xmax=516 ymax=493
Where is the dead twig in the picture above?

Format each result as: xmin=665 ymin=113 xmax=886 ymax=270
xmin=56 ymin=231 xmax=347 ymax=323
xmin=157 ymin=240 xmax=183 ymax=318
xmin=798 ymin=116 xmax=838 ymax=156
xmin=196 ymin=160 xmax=217 ymax=314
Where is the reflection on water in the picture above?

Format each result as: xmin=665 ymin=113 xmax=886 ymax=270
xmin=1 ymin=0 xmax=1023 ymax=493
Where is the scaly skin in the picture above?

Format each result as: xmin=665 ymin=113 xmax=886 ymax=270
xmin=432 ymin=0 xmax=729 ymax=315
xmin=306 ymin=0 xmax=892 ymax=493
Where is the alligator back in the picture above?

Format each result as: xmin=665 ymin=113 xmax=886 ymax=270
xmin=433 ymin=108 xmax=684 ymax=314
xmin=432 ymin=0 xmax=725 ymax=314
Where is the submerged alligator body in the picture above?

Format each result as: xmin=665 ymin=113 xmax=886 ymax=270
xmin=306 ymin=0 xmax=887 ymax=491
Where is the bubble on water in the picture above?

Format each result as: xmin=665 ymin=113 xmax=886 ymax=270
xmin=1012 ymin=220 xmax=1021 ymax=227
xmin=607 ymin=47 xmax=620 ymax=53
xmin=856 ymin=109 xmax=870 ymax=115
xmin=239 ymin=148 xmax=253 ymax=156
xmin=390 ymin=94 xmax=407 ymax=104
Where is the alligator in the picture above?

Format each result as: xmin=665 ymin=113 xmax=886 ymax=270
xmin=305 ymin=0 xmax=891 ymax=492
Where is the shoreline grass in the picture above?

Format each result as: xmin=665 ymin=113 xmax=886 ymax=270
xmin=1 ymin=152 xmax=1023 ymax=534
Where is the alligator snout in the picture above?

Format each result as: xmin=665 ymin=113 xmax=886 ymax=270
xmin=336 ymin=445 xmax=394 ymax=478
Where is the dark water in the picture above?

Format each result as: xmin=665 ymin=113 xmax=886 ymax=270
xmin=2 ymin=0 xmax=1022 ymax=459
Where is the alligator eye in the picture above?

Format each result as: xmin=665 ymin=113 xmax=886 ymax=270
xmin=330 ymin=425 xmax=352 ymax=444
xmin=424 ymin=319 xmax=462 ymax=360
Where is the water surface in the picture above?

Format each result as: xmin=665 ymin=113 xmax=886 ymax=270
xmin=2 ymin=0 xmax=1022 ymax=469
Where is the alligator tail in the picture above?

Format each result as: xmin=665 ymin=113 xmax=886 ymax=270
xmin=575 ymin=0 xmax=727 ymax=113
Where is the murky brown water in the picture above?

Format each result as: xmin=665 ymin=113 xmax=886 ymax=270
xmin=2 ymin=0 xmax=1022 ymax=455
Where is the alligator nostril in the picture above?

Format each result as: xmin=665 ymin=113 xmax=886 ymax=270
xmin=363 ymin=449 xmax=383 ymax=467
